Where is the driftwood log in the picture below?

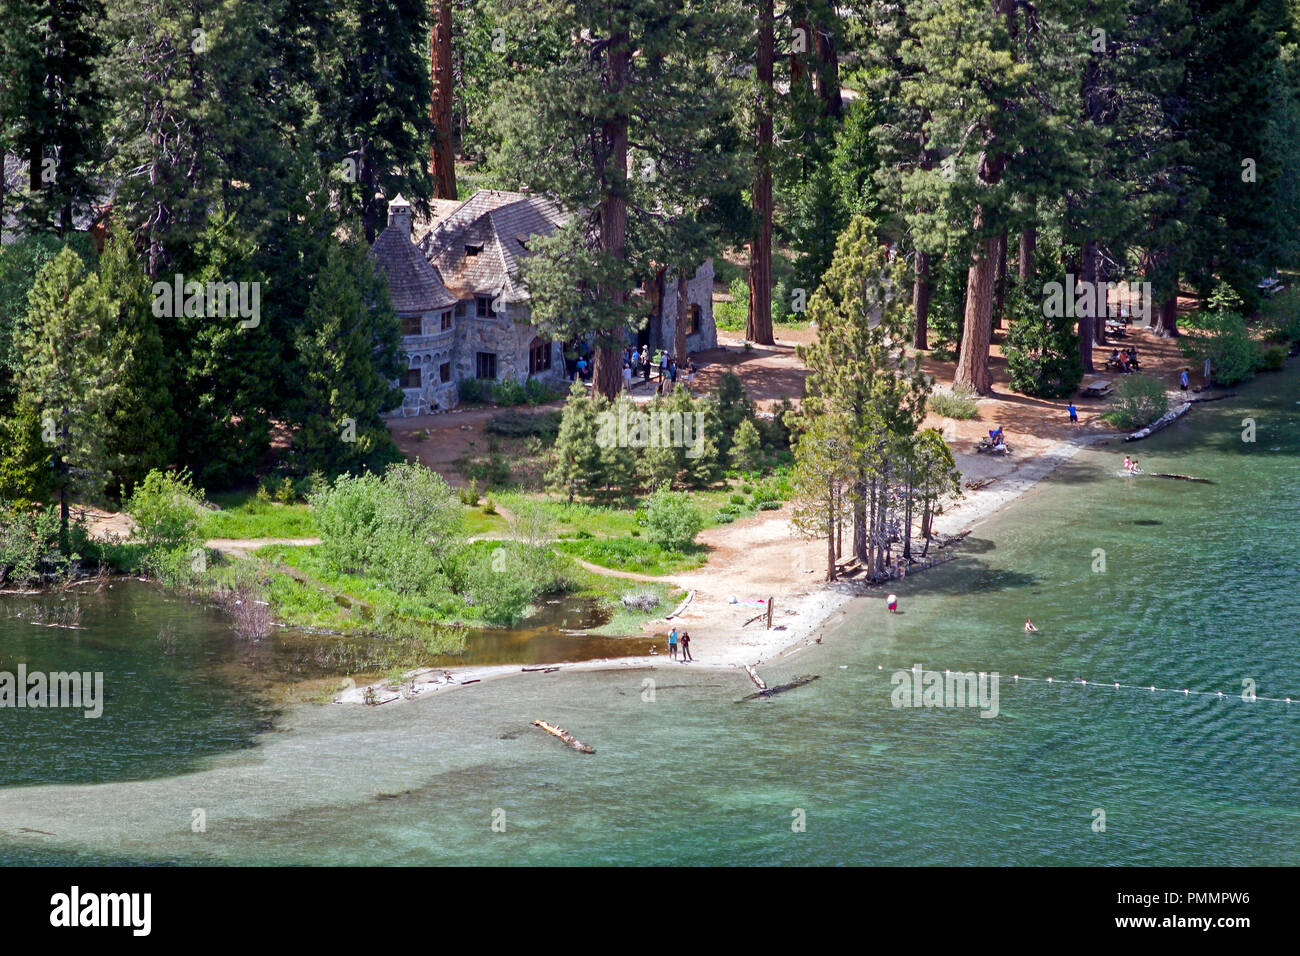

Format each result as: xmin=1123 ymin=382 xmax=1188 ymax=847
xmin=532 ymin=719 xmax=595 ymax=754
xmin=665 ymin=589 xmax=696 ymax=620
xmin=521 ymin=665 xmax=561 ymax=673
xmin=739 ymin=675 xmax=821 ymax=702
xmin=1148 ymin=472 xmax=1213 ymax=483
xmin=744 ymin=665 xmax=768 ymax=692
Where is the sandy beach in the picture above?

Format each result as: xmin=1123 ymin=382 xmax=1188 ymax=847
xmin=337 ymin=423 xmax=1115 ymax=707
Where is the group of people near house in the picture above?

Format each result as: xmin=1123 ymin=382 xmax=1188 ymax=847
xmin=570 ymin=343 xmax=698 ymax=395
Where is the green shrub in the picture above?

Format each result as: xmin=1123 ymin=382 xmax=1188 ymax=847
xmin=0 ymin=502 xmax=68 ymax=585
xmin=1179 ymin=284 xmax=1258 ymax=386
xmin=457 ymin=478 xmax=480 ymax=506
xmin=930 ymin=385 xmax=980 ymax=419
xmin=310 ymin=462 xmax=465 ymax=593
xmin=275 ymin=476 xmax=296 ymax=504
xmin=485 ymin=410 xmax=562 ymax=441
xmin=644 ymin=482 xmax=703 ymax=552
xmin=491 ymin=379 xmax=527 ymax=405
xmin=1003 ymin=287 xmax=1083 ymax=398
xmin=1259 ymin=343 xmax=1287 ymax=372
xmin=1101 ymin=374 xmax=1170 ymax=430
xmin=458 ymin=378 xmax=491 ymax=403
xmin=127 ymin=469 xmax=206 ymax=554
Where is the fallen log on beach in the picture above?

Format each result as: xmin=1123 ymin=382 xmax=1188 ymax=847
xmin=744 ymin=665 xmax=768 ymax=692
xmin=532 ymin=719 xmax=595 ymax=754
xmin=1124 ymin=402 xmax=1190 ymax=441
xmin=739 ymin=675 xmax=821 ymax=702
xmin=521 ymin=665 xmax=561 ymax=673
xmin=665 ymin=589 xmax=695 ymax=620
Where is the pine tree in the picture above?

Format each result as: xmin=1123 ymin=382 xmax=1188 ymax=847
xmin=291 ymin=238 xmax=405 ymax=476
xmin=790 ymin=409 xmax=854 ymax=581
xmin=800 ymin=216 xmax=928 ymax=575
xmin=491 ymin=0 xmax=745 ymax=399
xmin=0 ymin=0 xmax=104 ymax=233
xmin=15 ymin=247 xmax=117 ymax=537
xmin=96 ymin=219 xmax=178 ymax=499
xmin=548 ymin=380 xmax=604 ymax=503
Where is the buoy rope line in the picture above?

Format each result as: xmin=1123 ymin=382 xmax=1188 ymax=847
xmin=874 ymin=665 xmax=1296 ymax=707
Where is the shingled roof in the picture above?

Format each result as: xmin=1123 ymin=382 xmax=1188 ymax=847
xmin=372 ymin=195 xmax=458 ymax=313
xmin=417 ymin=190 xmax=567 ymax=304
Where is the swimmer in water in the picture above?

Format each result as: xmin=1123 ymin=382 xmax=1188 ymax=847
xmin=1123 ymin=456 xmax=1132 ymax=472
xmin=1024 ymin=618 xmax=1038 ymax=632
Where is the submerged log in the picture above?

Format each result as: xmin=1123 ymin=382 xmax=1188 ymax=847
xmin=532 ymin=719 xmax=595 ymax=754
xmin=739 ymin=675 xmax=820 ymax=702
xmin=1148 ymin=472 xmax=1213 ymax=483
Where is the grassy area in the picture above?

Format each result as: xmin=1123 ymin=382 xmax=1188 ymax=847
xmin=555 ymin=537 xmax=707 ymax=576
xmin=247 ymin=540 xmax=676 ymax=638
xmin=200 ymin=493 xmax=316 ymax=539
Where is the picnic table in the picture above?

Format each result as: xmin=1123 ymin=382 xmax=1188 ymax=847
xmin=1104 ymin=318 xmax=1127 ymax=336
xmin=1258 ymin=277 xmax=1286 ymax=297
xmin=1081 ymin=378 xmax=1114 ymax=397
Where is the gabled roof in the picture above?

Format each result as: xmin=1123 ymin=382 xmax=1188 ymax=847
xmin=417 ymin=190 xmax=567 ymax=304
xmin=372 ymin=215 xmax=458 ymax=314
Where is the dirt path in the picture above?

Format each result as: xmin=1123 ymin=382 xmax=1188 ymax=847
xmin=205 ymin=537 xmax=321 ymax=555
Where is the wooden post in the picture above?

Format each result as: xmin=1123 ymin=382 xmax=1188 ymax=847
xmin=766 ymin=596 xmax=774 ymax=629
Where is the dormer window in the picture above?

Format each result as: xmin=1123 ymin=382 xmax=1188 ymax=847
xmin=465 ymin=243 xmax=483 ymax=257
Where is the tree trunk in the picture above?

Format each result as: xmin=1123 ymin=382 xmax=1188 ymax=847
xmin=826 ymin=488 xmax=837 ymax=582
xmin=594 ymin=32 xmax=631 ymax=402
xmin=1077 ymin=240 xmax=1097 ymax=374
xmin=429 ymin=0 xmax=457 ymax=200
xmin=674 ymin=267 xmax=689 ymax=364
xmin=814 ymin=23 xmax=842 ymax=119
xmin=1018 ymin=227 xmax=1036 ymax=283
xmin=1154 ymin=295 xmax=1179 ymax=337
xmin=954 ymin=145 xmax=1006 ymax=395
xmin=913 ymin=249 xmax=931 ymax=350
xmin=748 ymin=0 xmax=775 ymax=346
xmin=992 ymin=231 xmax=1007 ymax=330
xmin=852 ymin=480 xmax=867 ymax=564
xmin=955 ymin=231 xmax=1000 ymax=394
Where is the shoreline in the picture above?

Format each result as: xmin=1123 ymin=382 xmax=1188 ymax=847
xmin=335 ymin=428 xmax=1115 ymax=707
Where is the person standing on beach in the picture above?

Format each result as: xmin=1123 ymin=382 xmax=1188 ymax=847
xmin=680 ymin=631 xmax=692 ymax=662
xmin=668 ymin=627 xmax=678 ymax=660
xmin=1180 ymin=369 xmax=1189 ymax=391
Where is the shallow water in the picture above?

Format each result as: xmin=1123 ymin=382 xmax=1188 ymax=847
xmin=1 ymin=367 xmax=1297 ymax=865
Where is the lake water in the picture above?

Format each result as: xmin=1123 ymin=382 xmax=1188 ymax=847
xmin=1 ymin=367 xmax=1296 ymax=865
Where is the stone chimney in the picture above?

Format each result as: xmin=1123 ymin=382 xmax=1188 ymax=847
xmin=387 ymin=194 xmax=412 ymax=238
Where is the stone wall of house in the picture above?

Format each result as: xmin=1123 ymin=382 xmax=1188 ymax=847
xmin=453 ymin=303 xmax=563 ymax=386
xmin=393 ymin=316 xmax=457 ymax=416
xmin=654 ymin=259 xmax=716 ymax=354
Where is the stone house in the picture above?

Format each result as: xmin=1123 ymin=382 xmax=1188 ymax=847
xmin=373 ymin=189 xmax=715 ymax=416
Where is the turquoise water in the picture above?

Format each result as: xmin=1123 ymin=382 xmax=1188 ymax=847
xmin=1 ymin=368 xmax=1297 ymax=865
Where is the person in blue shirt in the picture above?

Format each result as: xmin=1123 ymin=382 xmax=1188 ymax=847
xmin=667 ymin=628 xmax=678 ymax=660
xmin=1067 ymin=403 xmax=1078 ymax=424
xmin=1180 ymin=369 xmax=1189 ymax=391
